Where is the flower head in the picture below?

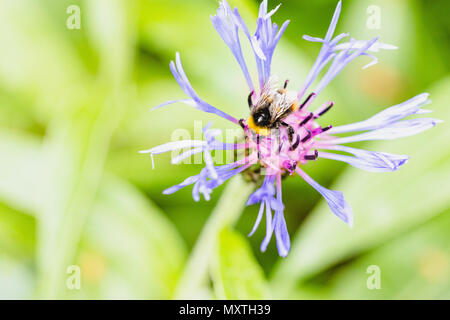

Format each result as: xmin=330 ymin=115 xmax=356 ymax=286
xmin=143 ymin=0 xmax=439 ymax=257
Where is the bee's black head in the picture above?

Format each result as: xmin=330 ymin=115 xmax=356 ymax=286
xmin=252 ymin=108 xmax=271 ymax=127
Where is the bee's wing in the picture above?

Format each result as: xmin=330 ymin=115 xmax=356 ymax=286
xmin=251 ymin=76 xmax=279 ymax=112
xmin=269 ymin=101 xmax=291 ymax=122
xmin=269 ymin=92 xmax=296 ymax=123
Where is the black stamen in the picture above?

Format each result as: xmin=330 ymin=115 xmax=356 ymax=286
xmin=278 ymin=142 xmax=284 ymax=153
xmin=317 ymin=102 xmax=334 ymax=117
xmin=299 ymin=92 xmax=316 ymax=110
xmin=283 ymin=79 xmax=289 ymax=89
xmin=304 ymin=150 xmax=318 ymax=160
xmin=239 ymin=118 xmax=246 ymax=129
xmin=248 ymin=91 xmax=254 ymax=109
xmin=301 ymin=129 xmax=312 ymax=143
xmin=321 ymin=125 xmax=332 ymax=133
xmin=289 ymin=134 xmax=300 ymax=151
xmin=299 ymin=113 xmax=313 ymax=126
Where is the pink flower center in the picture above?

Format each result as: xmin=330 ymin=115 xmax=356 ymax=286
xmin=241 ymin=95 xmax=334 ymax=176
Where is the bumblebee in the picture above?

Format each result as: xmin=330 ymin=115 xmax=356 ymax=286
xmin=245 ymin=78 xmax=298 ymax=136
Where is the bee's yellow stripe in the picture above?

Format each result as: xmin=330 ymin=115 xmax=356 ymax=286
xmin=247 ymin=116 xmax=271 ymax=136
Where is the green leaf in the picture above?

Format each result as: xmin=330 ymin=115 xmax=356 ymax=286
xmin=213 ymin=228 xmax=269 ymax=300
xmin=0 ymin=203 xmax=36 ymax=260
xmin=0 ymin=130 xmax=42 ymax=214
xmin=0 ymin=256 xmax=35 ymax=299
xmin=85 ymin=0 xmax=134 ymax=84
xmin=322 ymin=210 xmax=450 ymax=299
xmin=69 ymin=175 xmax=187 ymax=299
xmin=271 ymin=77 xmax=450 ymax=298
xmin=174 ymin=175 xmax=254 ymax=299
xmin=35 ymin=97 xmax=124 ymax=298
xmin=0 ymin=203 xmax=36 ymax=299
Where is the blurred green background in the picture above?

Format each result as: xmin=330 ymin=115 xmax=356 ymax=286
xmin=0 ymin=0 xmax=449 ymax=299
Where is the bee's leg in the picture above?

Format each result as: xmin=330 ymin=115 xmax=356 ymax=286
xmin=287 ymin=126 xmax=295 ymax=143
xmin=275 ymin=125 xmax=282 ymax=152
xmin=248 ymin=90 xmax=254 ymax=109
xmin=239 ymin=118 xmax=246 ymax=129
xmin=280 ymin=121 xmax=302 ymax=151
xmin=280 ymin=121 xmax=295 ymax=143
xmin=256 ymin=134 xmax=261 ymax=159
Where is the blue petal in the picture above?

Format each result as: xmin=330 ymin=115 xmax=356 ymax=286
xmin=249 ymin=202 xmax=265 ymax=237
xmin=144 ymin=123 xmax=241 ymax=165
xmin=274 ymin=210 xmax=290 ymax=257
xmin=233 ymin=0 xmax=289 ymax=89
xmin=329 ymin=93 xmax=431 ymax=134
xmin=246 ymin=176 xmax=276 ymax=205
xmin=211 ymin=0 xmax=254 ymax=91
xmin=302 ymin=35 xmax=324 ymax=43
xmin=273 ymin=176 xmax=290 ymax=257
xmin=163 ymin=175 xmax=200 ymax=195
xmin=247 ymin=176 xmax=285 ymax=210
xmin=168 ymin=52 xmax=239 ymax=124
xmin=297 ymin=168 xmax=353 ymax=226
xmin=324 ymin=0 xmax=341 ymax=42
xmin=171 ymin=147 xmax=204 ymax=164
xmin=334 ymin=40 xmax=397 ymax=52
xmin=164 ymin=161 xmax=247 ymax=202
xmin=151 ymin=99 xmax=196 ymax=111
xmin=247 ymin=174 xmax=287 ymax=254
xmin=319 ymin=146 xmax=409 ymax=172
xmin=332 ymin=118 xmax=441 ymax=144
xmin=299 ymin=1 xmax=394 ymax=99
xmin=315 ymin=37 xmax=379 ymax=93
xmin=260 ymin=199 xmax=274 ymax=252
xmin=140 ymin=140 xmax=205 ymax=155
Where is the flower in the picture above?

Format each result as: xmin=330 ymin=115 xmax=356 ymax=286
xmin=143 ymin=0 xmax=439 ymax=257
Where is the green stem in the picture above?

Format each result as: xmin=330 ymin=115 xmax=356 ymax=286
xmin=174 ymin=174 xmax=254 ymax=299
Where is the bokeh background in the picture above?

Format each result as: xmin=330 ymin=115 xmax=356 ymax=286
xmin=0 ymin=0 xmax=449 ymax=299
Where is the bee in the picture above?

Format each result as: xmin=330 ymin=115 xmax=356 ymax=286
xmin=245 ymin=78 xmax=298 ymax=137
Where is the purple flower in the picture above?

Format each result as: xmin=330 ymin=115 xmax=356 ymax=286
xmin=143 ymin=0 xmax=438 ymax=257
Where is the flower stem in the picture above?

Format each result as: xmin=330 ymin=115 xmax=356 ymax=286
xmin=174 ymin=174 xmax=254 ymax=299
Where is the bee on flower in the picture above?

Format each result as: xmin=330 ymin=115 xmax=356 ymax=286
xmin=141 ymin=0 xmax=439 ymax=257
